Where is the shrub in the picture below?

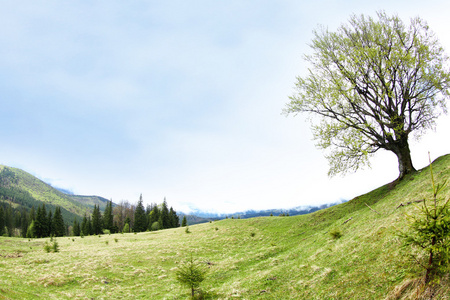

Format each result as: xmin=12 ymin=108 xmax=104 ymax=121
xmin=175 ymin=256 xmax=207 ymax=299
xmin=185 ymin=226 xmax=191 ymax=234
xmin=52 ymin=241 xmax=59 ymax=253
xmin=151 ymin=221 xmax=160 ymax=231
xmin=329 ymin=228 xmax=343 ymax=239
xmin=44 ymin=241 xmax=59 ymax=253
xmin=43 ymin=242 xmax=52 ymax=253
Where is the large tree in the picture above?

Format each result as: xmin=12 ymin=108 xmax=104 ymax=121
xmin=285 ymin=12 xmax=450 ymax=179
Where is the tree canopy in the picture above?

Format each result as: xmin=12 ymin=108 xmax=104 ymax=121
xmin=285 ymin=12 xmax=450 ymax=179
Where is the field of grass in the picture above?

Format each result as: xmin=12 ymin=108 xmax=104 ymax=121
xmin=1 ymin=155 xmax=449 ymax=299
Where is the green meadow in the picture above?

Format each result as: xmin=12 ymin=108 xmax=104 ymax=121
xmin=1 ymin=155 xmax=449 ymax=299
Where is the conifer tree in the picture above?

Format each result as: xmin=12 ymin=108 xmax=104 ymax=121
xmin=73 ymin=219 xmax=81 ymax=236
xmin=181 ymin=215 xmax=187 ymax=227
xmin=47 ymin=210 xmax=53 ymax=236
xmin=4 ymin=205 xmax=13 ymax=236
xmin=29 ymin=206 xmax=35 ymax=222
xmin=53 ymin=207 xmax=65 ymax=237
xmin=34 ymin=204 xmax=48 ymax=238
xmin=169 ymin=207 xmax=179 ymax=228
xmin=20 ymin=207 xmax=28 ymax=238
xmin=81 ymin=214 xmax=89 ymax=236
xmin=134 ymin=194 xmax=147 ymax=232
xmin=88 ymin=216 xmax=93 ymax=235
xmin=0 ymin=206 xmax=4 ymax=236
xmin=160 ymin=198 xmax=170 ymax=229
xmin=92 ymin=205 xmax=103 ymax=235
xmin=148 ymin=205 xmax=160 ymax=231
xmin=103 ymin=200 xmax=114 ymax=233
xmin=158 ymin=215 xmax=164 ymax=231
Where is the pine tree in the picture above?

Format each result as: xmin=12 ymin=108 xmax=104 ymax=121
xmin=53 ymin=207 xmax=65 ymax=237
xmin=148 ymin=205 xmax=160 ymax=231
xmin=169 ymin=207 xmax=179 ymax=228
xmin=81 ymin=214 xmax=89 ymax=236
xmin=158 ymin=215 xmax=164 ymax=231
xmin=20 ymin=207 xmax=28 ymax=238
xmin=47 ymin=210 xmax=53 ymax=236
xmin=92 ymin=205 xmax=103 ymax=235
xmin=134 ymin=194 xmax=147 ymax=232
xmin=73 ymin=219 xmax=81 ymax=236
xmin=181 ymin=215 xmax=187 ymax=227
xmin=88 ymin=216 xmax=93 ymax=235
xmin=4 ymin=205 xmax=13 ymax=236
xmin=29 ymin=206 xmax=35 ymax=221
xmin=160 ymin=198 xmax=170 ymax=229
xmin=34 ymin=204 xmax=49 ymax=238
xmin=103 ymin=200 xmax=114 ymax=233
xmin=0 ymin=206 xmax=5 ymax=236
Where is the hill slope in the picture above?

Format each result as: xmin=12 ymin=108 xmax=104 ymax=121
xmin=0 ymin=165 xmax=110 ymax=222
xmin=0 ymin=155 xmax=449 ymax=299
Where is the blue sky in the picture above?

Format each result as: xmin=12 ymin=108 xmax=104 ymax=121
xmin=1 ymin=1 xmax=449 ymax=213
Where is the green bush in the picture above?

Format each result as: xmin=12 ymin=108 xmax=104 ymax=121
xmin=52 ymin=241 xmax=59 ymax=253
xmin=151 ymin=222 xmax=160 ymax=231
xmin=329 ymin=228 xmax=343 ymax=239
xmin=43 ymin=242 xmax=52 ymax=253
xmin=43 ymin=241 xmax=59 ymax=253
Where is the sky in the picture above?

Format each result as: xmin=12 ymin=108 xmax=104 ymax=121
xmin=1 ymin=1 xmax=449 ymax=214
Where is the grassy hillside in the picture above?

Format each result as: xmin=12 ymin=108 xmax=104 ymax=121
xmin=0 ymin=155 xmax=449 ymax=299
xmin=66 ymin=195 xmax=111 ymax=211
xmin=0 ymin=165 xmax=109 ymax=221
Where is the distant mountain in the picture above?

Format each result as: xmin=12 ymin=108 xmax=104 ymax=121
xmin=177 ymin=212 xmax=219 ymax=226
xmin=0 ymin=165 xmax=111 ymax=222
xmin=66 ymin=195 xmax=112 ymax=211
xmin=180 ymin=200 xmax=347 ymax=223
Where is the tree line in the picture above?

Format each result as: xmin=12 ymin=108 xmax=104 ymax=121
xmin=0 ymin=202 xmax=66 ymax=238
xmin=1 ymin=195 xmax=180 ymax=238
xmin=72 ymin=196 xmax=180 ymax=236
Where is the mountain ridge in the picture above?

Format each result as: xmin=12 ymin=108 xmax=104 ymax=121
xmin=0 ymin=165 xmax=110 ymax=222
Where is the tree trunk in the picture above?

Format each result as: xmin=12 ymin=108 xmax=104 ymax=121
xmin=425 ymin=239 xmax=435 ymax=285
xmin=392 ymin=140 xmax=416 ymax=180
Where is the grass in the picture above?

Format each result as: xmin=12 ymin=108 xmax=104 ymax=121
xmin=0 ymin=154 xmax=449 ymax=299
